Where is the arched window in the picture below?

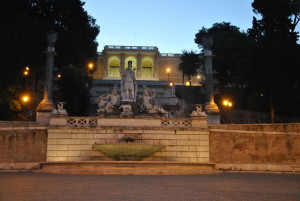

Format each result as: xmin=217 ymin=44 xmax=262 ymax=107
xmin=141 ymin=57 xmax=154 ymax=78
xmin=108 ymin=56 xmax=120 ymax=77
xmin=125 ymin=56 xmax=137 ymax=74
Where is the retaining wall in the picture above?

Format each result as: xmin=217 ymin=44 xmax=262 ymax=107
xmin=209 ymin=124 xmax=300 ymax=171
xmin=0 ymin=121 xmax=47 ymax=169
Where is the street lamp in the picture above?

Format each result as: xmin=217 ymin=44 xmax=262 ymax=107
xmin=166 ymin=68 xmax=170 ymax=81
xmin=22 ymin=95 xmax=30 ymax=103
xmin=88 ymin=62 xmax=94 ymax=70
xmin=223 ymin=99 xmax=233 ymax=123
xmin=23 ymin=66 xmax=30 ymax=76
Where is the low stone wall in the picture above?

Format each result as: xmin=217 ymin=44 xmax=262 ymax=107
xmin=46 ymin=126 xmax=210 ymax=163
xmin=0 ymin=121 xmax=47 ymax=169
xmin=209 ymin=123 xmax=300 ymax=165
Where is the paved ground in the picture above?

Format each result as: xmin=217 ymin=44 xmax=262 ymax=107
xmin=0 ymin=172 xmax=299 ymax=201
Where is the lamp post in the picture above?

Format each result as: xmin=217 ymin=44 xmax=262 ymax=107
xmin=223 ymin=100 xmax=233 ymax=123
xmin=87 ymin=62 xmax=94 ymax=76
xmin=36 ymin=31 xmax=57 ymax=123
xmin=166 ymin=68 xmax=170 ymax=81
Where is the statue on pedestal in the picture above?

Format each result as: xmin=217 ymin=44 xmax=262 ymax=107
xmin=190 ymin=104 xmax=207 ymax=117
xmin=52 ymin=102 xmax=68 ymax=115
xmin=97 ymin=87 xmax=121 ymax=114
xmin=139 ymin=88 xmax=167 ymax=116
xmin=121 ymin=61 xmax=137 ymax=101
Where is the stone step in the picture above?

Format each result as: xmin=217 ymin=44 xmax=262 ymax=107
xmin=37 ymin=161 xmax=220 ymax=175
xmin=35 ymin=169 xmax=222 ymax=175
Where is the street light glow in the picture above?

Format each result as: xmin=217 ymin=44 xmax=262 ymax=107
xmin=25 ymin=66 xmax=30 ymax=71
xmin=166 ymin=68 xmax=170 ymax=73
xmin=88 ymin=63 xmax=94 ymax=70
xmin=223 ymin=100 xmax=228 ymax=106
xmin=223 ymin=100 xmax=233 ymax=107
xmin=22 ymin=95 xmax=29 ymax=103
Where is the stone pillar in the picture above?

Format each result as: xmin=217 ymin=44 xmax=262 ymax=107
xmin=137 ymin=53 xmax=141 ymax=78
xmin=153 ymin=54 xmax=159 ymax=78
xmin=104 ymin=52 xmax=108 ymax=77
xmin=120 ymin=53 xmax=125 ymax=75
xmin=36 ymin=31 xmax=57 ymax=123
xmin=203 ymin=37 xmax=220 ymax=124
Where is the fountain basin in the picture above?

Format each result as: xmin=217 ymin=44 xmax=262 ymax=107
xmin=93 ymin=144 xmax=164 ymax=161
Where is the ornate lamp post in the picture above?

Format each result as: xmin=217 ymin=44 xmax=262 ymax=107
xmin=36 ymin=31 xmax=57 ymax=123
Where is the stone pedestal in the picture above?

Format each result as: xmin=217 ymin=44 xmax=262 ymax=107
xmin=36 ymin=99 xmax=54 ymax=123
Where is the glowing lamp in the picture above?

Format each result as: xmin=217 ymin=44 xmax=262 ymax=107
xmin=22 ymin=95 xmax=29 ymax=103
xmin=223 ymin=100 xmax=229 ymax=106
xmin=88 ymin=63 xmax=94 ymax=70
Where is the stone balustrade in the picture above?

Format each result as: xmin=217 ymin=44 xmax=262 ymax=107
xmin=49 ymin=116 xmax=207 ymax=128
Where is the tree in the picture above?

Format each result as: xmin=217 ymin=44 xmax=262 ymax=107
xmin=0 ymin=0 xmax=100 ymax=119
xmin=247 ymin=0 xmax=300 ymax=121
xmin=195 ymin=22 xmax=254 ymax=88
xmin=178 ymin=50 xmax=201 ymax=85
xmin=54 ymin=66 xmax=91 ymax=116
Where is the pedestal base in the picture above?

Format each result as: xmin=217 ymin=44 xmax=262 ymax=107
xmin=205 ymin=103 xmax=220 ymax=124
xmin=36 ymin=111 xmax=52 ymax=124
xmin=36 ymin=99 xmax=54 ymax=124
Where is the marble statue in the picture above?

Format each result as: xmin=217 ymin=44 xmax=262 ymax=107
xmin=119 ymin=104 xmax=133 ymax=117
xmin=97 ymin=87 xmax=121 ymax=114
xmin=121 ymin=61 xmax=137 ymax=101
xmin=52 ymin=102 xmax=67 ymax=115
xmin=139 ymin=88 xmax=167 ymax=116
xmin=190 ymin=104 xmax=207 ymax=117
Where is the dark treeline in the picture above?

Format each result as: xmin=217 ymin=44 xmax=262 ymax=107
xmin=193 ymin=0 xmax=300 ymax=121
xmin=0 ymin=0 xmax=100 ymax=119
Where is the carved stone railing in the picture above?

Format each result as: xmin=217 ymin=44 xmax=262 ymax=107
xmin=104 ymin=45 xmax=158 ymax=51
xmin=161 ymin=119 xmax=192 ymax=128
xmin=49 ymin=116 xmax=207 ymax=128
xmin=66 ymin=117 xmax=97 ymax=127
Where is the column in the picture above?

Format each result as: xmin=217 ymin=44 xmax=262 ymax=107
xmin=153 ymin=54 xmax=158 ymax=78
xmin=137 ymin=53 xmax=141 ymax=78
xmin=204 ymin=47 xmax=220 ymax=124
xmin=120 ymin=53 xmax=125 ymax=75
xmin=104 ymin=53 xmax=108 ymax=77
xmin=36 ymin=31 xmax=57 ymax=123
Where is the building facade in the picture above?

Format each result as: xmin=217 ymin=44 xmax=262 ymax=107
xmin=90 ymin=45 xmax=202 ymax=108
xmin=93 ymin=45 xmax=201 ymax=85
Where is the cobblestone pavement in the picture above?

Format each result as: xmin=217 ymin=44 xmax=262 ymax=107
xmin=0 ymin=172 xmax=299 ymax=201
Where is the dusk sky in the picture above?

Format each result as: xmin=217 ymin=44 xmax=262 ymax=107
xmin=83 ymin=0 xmax=257 ymax=53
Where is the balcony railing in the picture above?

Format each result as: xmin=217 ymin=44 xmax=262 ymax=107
xmin=104 ymin=45 xmax=158 ymax=51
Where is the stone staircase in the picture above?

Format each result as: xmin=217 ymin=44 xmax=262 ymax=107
xmin=36 ymin=161 xmax=221 ymax=175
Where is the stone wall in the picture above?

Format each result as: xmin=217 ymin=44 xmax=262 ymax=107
xmin=209 ymin=124 xmax=300 ymax=165
xmin=47 ymin=126 xmax=210 ymax=163
xmin=0 ymin=121 xmax=47 ymax=169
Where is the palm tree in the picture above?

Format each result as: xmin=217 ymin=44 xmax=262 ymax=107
xmin=178 ymin=50 xmax=201 ymax=85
